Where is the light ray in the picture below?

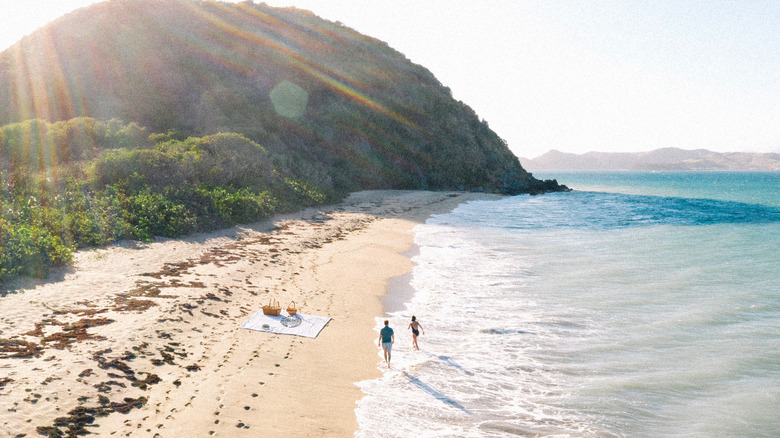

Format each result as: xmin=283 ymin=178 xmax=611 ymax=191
xmin=190 ymin=2 xmax=419 ymax=130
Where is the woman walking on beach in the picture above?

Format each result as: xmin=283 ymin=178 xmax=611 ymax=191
xmin=408 ymin=316 xmax=424 ymax=350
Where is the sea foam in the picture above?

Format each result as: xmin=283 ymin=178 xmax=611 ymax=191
xmin=356 ymin=172 xmax=780 ymax=438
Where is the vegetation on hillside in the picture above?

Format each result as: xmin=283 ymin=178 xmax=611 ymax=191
xmin=0 ymin=0 xmax=566 ymax=283
xmin=0 ymin=0 xmax=561 ymax=195
xmin=0 ymin=117 xmax=330 ymax=283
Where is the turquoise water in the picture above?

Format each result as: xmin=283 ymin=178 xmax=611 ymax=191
xmin=536 ymin=171 xmax=780 ymax=207
xmin=356 ymin=172 xmax=780 ymax=437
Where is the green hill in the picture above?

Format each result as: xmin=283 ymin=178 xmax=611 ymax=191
xmin=0 ymin=0 xmax=562 ymax=193
xmin=0 ymin=0 xmax=564 ymax=283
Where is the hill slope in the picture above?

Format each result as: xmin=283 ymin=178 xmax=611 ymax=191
xmin=520 ymin=148 xmax=780 ymax=171
xmin=0 ymin=0 xmax=562 ymax=194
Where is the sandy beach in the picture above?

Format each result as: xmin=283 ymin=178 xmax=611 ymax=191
xmin=0 ymin=190 xmax=501 ymax=437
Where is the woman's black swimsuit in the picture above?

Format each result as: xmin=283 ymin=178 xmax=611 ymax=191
xmin=412 ymin=329 xmax=420 ymax=336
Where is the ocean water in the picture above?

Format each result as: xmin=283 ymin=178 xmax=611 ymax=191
xmin=355 ymin=172 xmax=780 ymax=437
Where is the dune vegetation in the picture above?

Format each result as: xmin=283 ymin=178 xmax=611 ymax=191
xmin=0 ymin=117 xmax=330 ymax=282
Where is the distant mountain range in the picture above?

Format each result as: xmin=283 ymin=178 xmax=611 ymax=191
xmin=520 ymin=148 xmax=780 ymax=171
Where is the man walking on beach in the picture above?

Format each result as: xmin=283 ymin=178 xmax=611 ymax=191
xmin=378 ymin=320 xmax=394 ymax=367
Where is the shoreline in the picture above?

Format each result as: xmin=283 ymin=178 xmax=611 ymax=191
xmin=382 ymin=238 xmax=421 ymax=315
xmin=0 ymin=190 xmax=503 ymax=436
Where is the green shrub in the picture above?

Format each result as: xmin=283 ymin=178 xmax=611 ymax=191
xmin=274 ymin=178 xmax=330 ymax=211
xmin=90 ymin=149 xmax=186 ymax=191
xmin=1 ymin=118 xmax=152 ymax=173
xmin=201 ymin=187 xmax=276 ymax=224
xmin=0 ymin=217 xmax=73 ymax=281
xmin=159 ymin=133 xmax=272 ymax=187
xmin=123 ymin=189 xmax=196 ymax=241
xmin=61 ymin=187 xmax=132 ymax=247
xmin=104 ymin=119 xmax=151 ymax=150
xmin=0 ymin=119 xmax=50 ymax=170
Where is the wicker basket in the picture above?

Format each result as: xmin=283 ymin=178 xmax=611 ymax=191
xmin=262 ymin=299 xmax=281 ymax=316
xmin=286 ymin=301 xmax=298 ymax=315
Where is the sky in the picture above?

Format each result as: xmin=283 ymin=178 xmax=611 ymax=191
xmin=1 ymin=0 xmax=779 ymax=158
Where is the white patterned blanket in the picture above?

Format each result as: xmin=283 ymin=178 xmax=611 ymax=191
xmin=240 ymin=311 xmax=331 ymax=338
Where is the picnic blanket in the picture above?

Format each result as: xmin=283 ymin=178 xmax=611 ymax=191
xmin=240 ymin=310 xmax=331 ymax=338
